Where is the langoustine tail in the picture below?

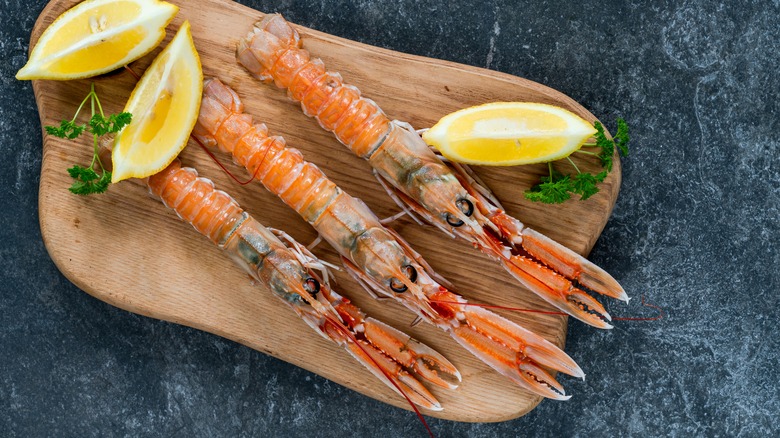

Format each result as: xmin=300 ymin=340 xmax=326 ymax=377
xmin=237 ymin=14 xmax=391 ymax=159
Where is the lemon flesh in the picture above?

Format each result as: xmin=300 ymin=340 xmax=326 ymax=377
xmin=16 ymin=0 xmax=178 ymax=80
xmin=111 ymin=21 xmax=202 ymax=182
xmin=422 ymin=102 xmax=597 ymax=166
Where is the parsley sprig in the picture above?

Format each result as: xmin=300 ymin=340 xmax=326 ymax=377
xmin=524 ymin=118 xmax=629 ymax=204
xmin=45 ymin=83 xmax=132 ymax=195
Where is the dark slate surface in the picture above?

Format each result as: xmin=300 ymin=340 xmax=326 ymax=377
xmin=2 ymin=0 xmax=778 ymax=436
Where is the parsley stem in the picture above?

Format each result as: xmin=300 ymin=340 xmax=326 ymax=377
xmin=90 ymin=136 xmax=98 ymax=169
xmin=566 ymin=156 xmax=581 ymax=174
xmin=92 ymin=83 xmax=106 ymax=117
xmin=581 ymin=142 xmax=597 ymax=147
xmin=94 ymin=135 xmax=105 ymax=172
xmin=574 ymin=150 xmax=598 ymax=156
xmin=548 ymin=162 xmax=553 ymax=178
xmin=71 ymin=90 xmax=93 ymax=123
xmin=89 ymin=84 xmax=97 ymax=169
xmin=88 ymin=84 xmax=104 ymax=171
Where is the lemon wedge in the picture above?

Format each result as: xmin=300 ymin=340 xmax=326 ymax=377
xmin=422 ymin=102 xmax=598 ymax=166
xmin=16 ymin=0 xmax=178 ymax=80
xmin=111 ymin=21 xmax=202 ymax=182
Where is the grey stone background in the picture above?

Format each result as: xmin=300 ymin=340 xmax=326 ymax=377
xmin=2 ymin=0 xmax=778 ymax=436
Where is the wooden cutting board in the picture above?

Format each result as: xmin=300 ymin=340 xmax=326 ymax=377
xmin=31 ymin=0 xmax=621 ymax=423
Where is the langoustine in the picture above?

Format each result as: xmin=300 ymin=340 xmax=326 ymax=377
xmin=192 ymin=78 xmax=584 ymax=400
xmin=146 ymin=158 xmax=460 ymax=410
xmin=237 ymin=14 xmax=629 ymax=329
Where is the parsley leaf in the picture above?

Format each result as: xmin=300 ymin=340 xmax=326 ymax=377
xmin=45 ymin=120 xmax=86 ymax=139
xmin=525 ymin=170 xmax=573 ymax=204
xmin=89 ymin=112 xmax=132 ymax=136
xmin=571 ymin=171 xmax=607 ymax=200
xmin=67 ymin=165 xmax=112 ymax=195
xmin=594 ymin=118 xmax=630 ymax=171
xmin=614 ymin=118 xmax=630 ymax=156
xmin=594 ymin=121 xmax=615 ymax=171
xmin=67 ymin=164 xmax=97 ymax=181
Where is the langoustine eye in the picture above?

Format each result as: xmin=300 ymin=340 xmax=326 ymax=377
xmin=302 ymin=277 xmax=320 ymax=303
xmin=389 ymin=264 xmax=417 ymax=293
xmin=446 ymin=198 xmax=474 ymax=227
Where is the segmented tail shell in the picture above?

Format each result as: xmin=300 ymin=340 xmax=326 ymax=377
xmin=194 ymin=79 xmax=340 ymax=224
xmin=237 ymin=15 xmax=391 ymax=158
xmin=148 ymin=161 xmax=245 ymax=246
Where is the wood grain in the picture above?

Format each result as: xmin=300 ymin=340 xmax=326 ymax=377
xmin=31 ymin=0 xmax=621 ymax=422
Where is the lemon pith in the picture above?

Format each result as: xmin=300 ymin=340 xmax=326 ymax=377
xmin=111 ymin=21 xmax=202 ymax=182
xmin=422 ymin=102 xmax=597 ymax=166
xmin=16 ymin=0 xmax=178 ymax=80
